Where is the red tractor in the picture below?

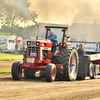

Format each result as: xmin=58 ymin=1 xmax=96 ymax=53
xmin=12 ymin=26 xmax=79 ymax=82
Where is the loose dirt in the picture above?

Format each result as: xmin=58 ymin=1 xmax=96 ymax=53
xmin=0 ymin=61 xmax=100 ymax=100
xmin=0 ymin=60 xmax=23 ymax=69
xmin=0 ymin=73 xmax=100 ymax=100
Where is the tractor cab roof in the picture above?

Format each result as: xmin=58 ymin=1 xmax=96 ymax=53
xmin=45 ymin=26 xmax=68 ymax=29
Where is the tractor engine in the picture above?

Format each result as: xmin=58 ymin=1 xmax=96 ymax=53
xmin=24 ymin=40 xmax=52 ymax=65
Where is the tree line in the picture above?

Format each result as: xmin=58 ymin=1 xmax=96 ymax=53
xmin=0 ymin=0 xmax=38 ymax=37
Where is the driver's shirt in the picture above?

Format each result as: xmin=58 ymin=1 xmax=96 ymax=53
xmin=48 ymin=34 xmax=58 ymax=45
xmin=77 ymin=48 xmax=85 ymax=55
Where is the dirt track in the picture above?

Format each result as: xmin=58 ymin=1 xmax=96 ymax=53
xmin=0 ymin=60 xmax=22 ymax=69
xmin=0 ymin=61 xmax=100 ymax=100
xmin=0 ymin=73 xmax=100 ymax=100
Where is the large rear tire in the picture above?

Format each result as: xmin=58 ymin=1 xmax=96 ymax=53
xmin=12 ymin=62 xmax=22 ymax=80
xmin=45 ymin=63 xmax=56 ymax=82
xmin=57 ymin=48 xmax=79 ymax=81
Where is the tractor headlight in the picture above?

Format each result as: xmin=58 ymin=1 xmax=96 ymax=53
xmin=36 ymin=42 xmax=40 ymax=46
xmin=27 ymin=41 xmax=31 ymax=45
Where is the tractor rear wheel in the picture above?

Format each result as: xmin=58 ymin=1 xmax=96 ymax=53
xmin=24 ymin=69 xmax=36 ymax=79
xmin=45 ymin=63 xmax=56 ymax=82
xmin=57 ymin=48 xmax=79 ymax=81
xmin=12 ymin=62 xmax=22 ymax=80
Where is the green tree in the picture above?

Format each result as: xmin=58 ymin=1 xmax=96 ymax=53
xmin=0 ymin=31 xmax=3 ymax=35
xmin=0 ymin=0 xmax=38 ymax=35
xmin=0 ymin=24 xmax=28 ymax=37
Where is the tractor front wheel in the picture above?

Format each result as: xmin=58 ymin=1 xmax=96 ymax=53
xmin=45 ymin=63 xmax=56 ymax=82
xmin=12 ymin=62 xmax=22 ymax=80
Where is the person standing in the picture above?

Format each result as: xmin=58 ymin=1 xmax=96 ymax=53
xmin=77 ymin=44 xmax=85 ymax=55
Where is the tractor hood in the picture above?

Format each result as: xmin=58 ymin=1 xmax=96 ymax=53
xmin=27 ymin=40 xmax=52 ymax=47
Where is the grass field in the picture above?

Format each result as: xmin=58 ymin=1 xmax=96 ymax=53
xmin=0 ymin=53 xmax=23 ymax=60
xmin=0 ymin=69 xmax=11 ymax=73
xmin=0 ymin=68 xmax=24 ymax=73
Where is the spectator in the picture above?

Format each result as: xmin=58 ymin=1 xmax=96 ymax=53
xmin=77 ymin=44 xmax=85 ymax=55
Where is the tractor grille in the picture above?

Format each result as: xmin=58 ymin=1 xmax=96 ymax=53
xmin=28 ymin=47 xmax=39 ymax=59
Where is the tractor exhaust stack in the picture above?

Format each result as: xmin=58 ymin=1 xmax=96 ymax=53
xmin=30 ymin=19 xmax=38 ymax=40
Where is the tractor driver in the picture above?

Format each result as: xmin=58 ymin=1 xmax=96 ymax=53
xmin=48 ymin=30 xmax=58 ymax=53
xmin=77 ymin=44 xmax=85 ymax=55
